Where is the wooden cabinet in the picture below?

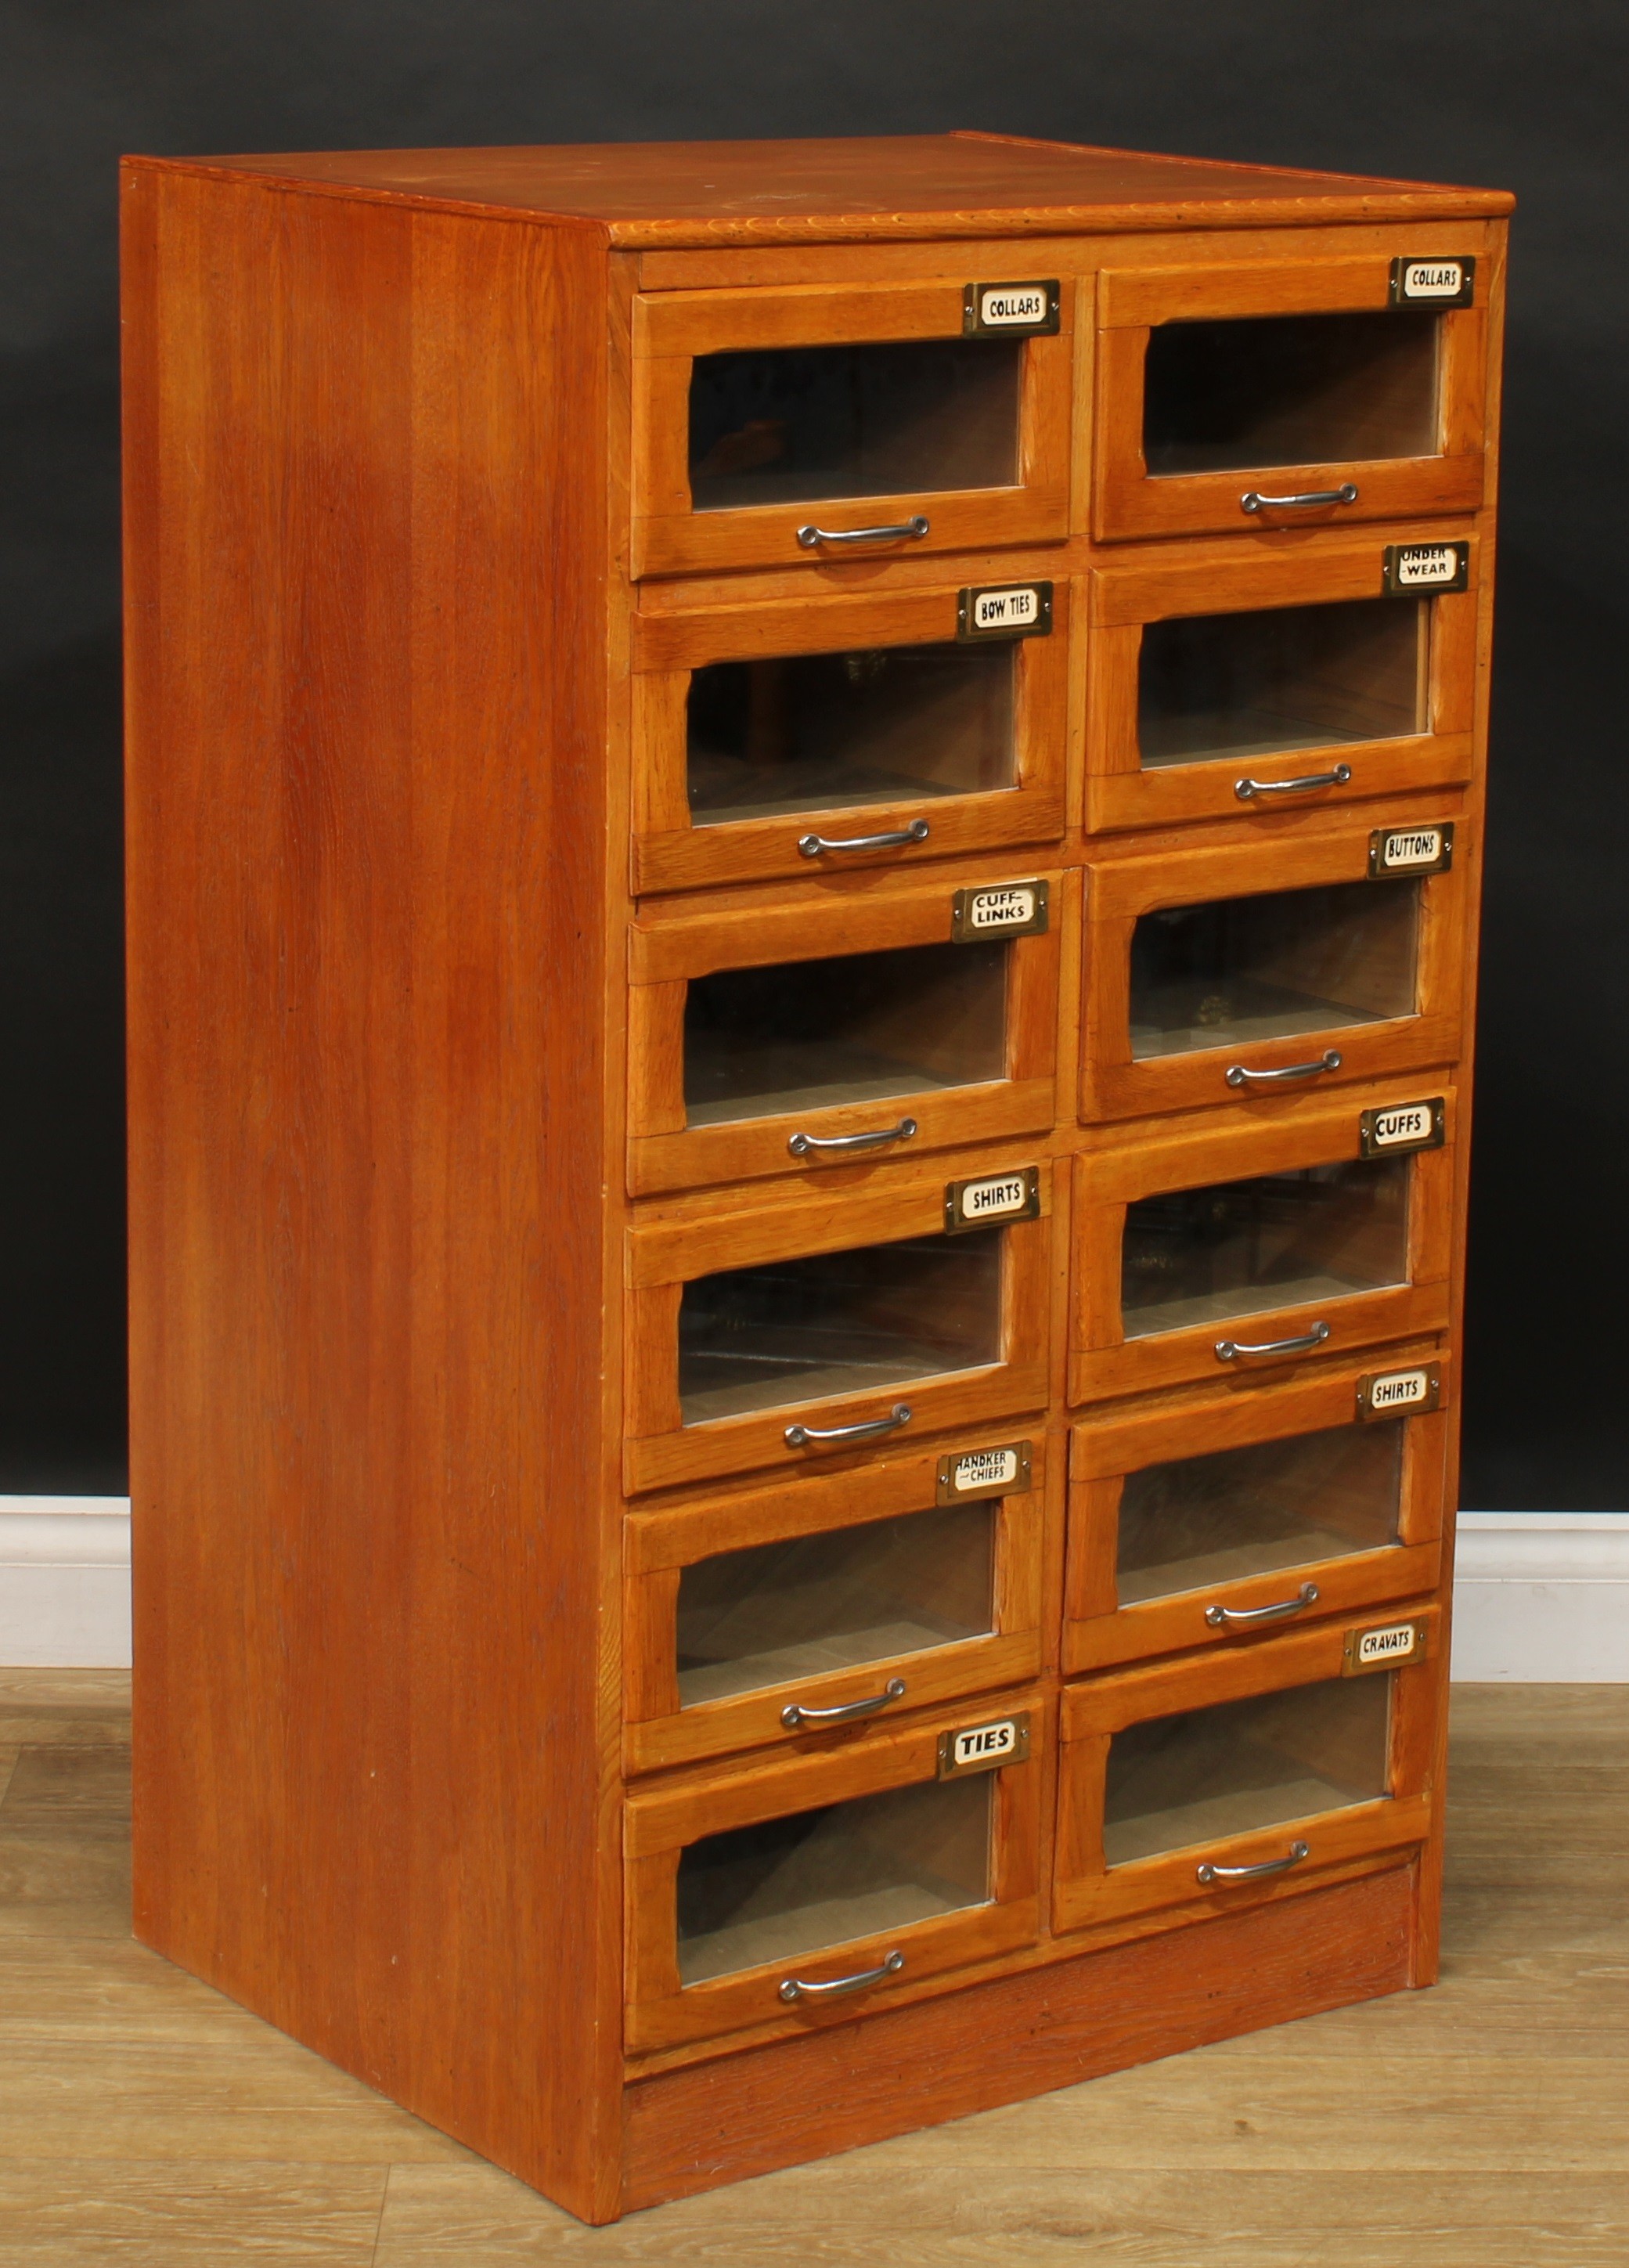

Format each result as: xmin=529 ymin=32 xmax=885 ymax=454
xmin=123 ymin=133 xmax=1506 ymax=2224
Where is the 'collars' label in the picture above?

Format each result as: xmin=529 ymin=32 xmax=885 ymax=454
xmin=964 ymin=279 xmax=1060 ymax=334
xmin=945 ymin=1167 xmax=1040 ymax=1234
xmin=1382 ymin=541 xmax=1470 ymax=596
xmin=1390 ymin=255 xmax=1475 ymax=305
xmin=937 ymin=1440 xmax=1031 ymax=1502
xmin=957 ymin=582 xmax=1053 ymax=640
xmin=1357 ymin=1365 xmax=1441 ymax=1419
xmin=938 ymin=1711 xmax=1031 ymax=1776
xmin=950 ymin=880 xmax=1049 ymax=941
xmin=1344 ymin=1619 xmax=1428 ymax=1673
xmin=1369 ymin=824 xmax=1454 ymax=877
xmin=1359 ymin=1098 xmax=1445 ymax=1158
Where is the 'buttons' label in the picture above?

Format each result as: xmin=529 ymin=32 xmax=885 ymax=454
xmin=1369 ymin=824 xmax=1454 ymax=877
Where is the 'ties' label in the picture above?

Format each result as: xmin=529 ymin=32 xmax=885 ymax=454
xmin=958 ymin=582 xmax=1053 ymax=640
xmin=964 ymin=279 xmax=1060 ymax=334
xmin=939 ymin=1711 xmax=1031 ymax=1776
xmin=1391 ymin=256 xmax=1474 ymax=305
xmin=1344 ymin=1620 xmax=1427 ymax=1673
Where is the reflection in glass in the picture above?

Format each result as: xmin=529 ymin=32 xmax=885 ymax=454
xmin=1130 ymin=880 xmax=1418 ymax=1058
xmin=1143 ymin=311 xmax=1440 ymax=476
xmin=689 ymin=339 xmax=1022 ymax=511
xmin=677 ymin=1504 xmax=997 ymax=1706
xmin=687 ymin=642 xmax=1016 ymax=825
xmin=1121 ymin=1159 xmax=1409 ymax=1340
xmin=685 ymin=941 xmax=1007 ymax=1125
xmin=1104 ymin=1673 xmax=1391 ymax=1865
xmin=1116 ymin=1422 xmax=1404 ymax=1605
xmin=677 ymin=1774 xmax=992 ymax=1984
xmin=1139 ymin=600 xmax=1425 ymax=770
xmin=679 ymin=1228 xmax=1004 ymax=1425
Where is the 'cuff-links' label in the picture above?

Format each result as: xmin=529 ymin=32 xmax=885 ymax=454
xmin=950 ymin=879 xmax=1049 ymax=940
xmin=1382 ymin=541 xmax=1470 ymax=596
xmin=963 ymin=279 xmax=1060 ymax=334
xmin=938 ymin=1711 xmax=1031 ymax=1776
xmin=1389 ymin=255 xmax=1475 ymax=306
xmin=1357 ymin=1365 xmax=1441 ymax=1419
xmin=1369 ymin=824 xmax=1454 ymax=877
xmin=945 ymin=1166 xmax=1040 ymax=1234
xmin=1358 ymin=1098 xmax=1445 ymax=1159
xmin=1343 ymin=1619 xmax=1428 ymax=1673
xmin=957 ymin=582 xmax=1053 ymax=640
xmin=936 ymin=1440 xmax=1032 ymax=1502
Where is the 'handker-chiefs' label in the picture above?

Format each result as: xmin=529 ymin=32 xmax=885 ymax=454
xmin=1368 ymin=824 xmax=1454 ymax=877
xmin=1343 ymin=1619 xmax=1428 ymax=1674
xmin=938 ymin=1711 xmax=1032 ymax=1776
xmin=957 ymin=582 xmax=1053 ymax=640
xmin=937 ymin=1440 xmax=1032 ymax=1502
xmin=1357 ymin=1365 xmax=1441 ymax=1420
xmin=950 ymin=879 xmax=1049 ymax=941
xmin=1389 ymin=255 xmax=1475 ymax=306
xmin=945 ymin=1166 xmax=1040 ymax=1234
xmin=1382 ymin=541 xmax=1470 ymax=596
xmin=1359 ymin=1098 xmax=1445 ymax=1159
xmin=964 ymin=279 xmax=1060 ymax=334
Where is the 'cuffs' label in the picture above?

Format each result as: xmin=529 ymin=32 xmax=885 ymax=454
xmin=1359 ymin=1098 xmax=1445 ymax=1158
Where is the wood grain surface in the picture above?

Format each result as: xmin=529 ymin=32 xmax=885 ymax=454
xmin=2 ymin=1675 xmax=1621 ymax=2263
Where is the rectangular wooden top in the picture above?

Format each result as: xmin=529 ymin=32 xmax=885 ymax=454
xmin=124 ymin=131 xmax=1514 ymax=247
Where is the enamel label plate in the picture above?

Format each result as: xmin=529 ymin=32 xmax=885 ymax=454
xmin=1389 ymin=255 xmax=1475 ymax=306
xmin=938 ymin=1711 xmax=1031 ymax=1776
xmin=1357 ymin=1364 xmax=1441 ymax=1420
xmin=1358 ymin=1098 xmax=1445 ymax=1159
xmin=945 ymin=1166 xmax=1040 ymax=1235
xmin=1343 ymin=1618 xmax=1428 ymax=1673
xmin=1368 ymin=823 xmax=1454 ymax=877
xmin=950 ymin=879 xmax=1049 ymax=941
xmin=957 ymin=582 xmax=1053 ymax=640
xmin=936 ymin=1439 xmax=1032 ymax=1503
xmin=963 ymin=279 xmax=1060 ymax=334
xmin=1382 ymin=541 xmax=1470 ymax=596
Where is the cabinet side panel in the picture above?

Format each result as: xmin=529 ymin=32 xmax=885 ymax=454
xmin=123 ymin=165 xmax=618 ymax=2216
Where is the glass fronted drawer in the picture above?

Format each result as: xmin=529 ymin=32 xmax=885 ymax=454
xmin=1065 ymin=1353 xmax=1449 ymax=1671
xmin=1093 ymin=250 xmax=1489 ymax=542
xmin=629 ymin=869 xmax=1062 ymax=1193
xmin=1082 ymin=812 xmax=1468 ymax=1122
xmin=625 ymin=1434 xmax=1051 ymax=1771
xmin=1085 ymin=533 xmax=1479 ymax=834
xmin=631 ymin=579 xmax=1068 ymax=892
xmin=1055 ymin=1612 xmax=1439 ymax=1933
xmin=625 ymin=1689 xmax=1046 ymax=2054
xmin=633 ymin=276 xmax=1072 ymax=579
xmin=1070 ymin=1090 xmax=1454 ymax=1404
xmin=625 ymin=1152 xmax=1051 ymax=1492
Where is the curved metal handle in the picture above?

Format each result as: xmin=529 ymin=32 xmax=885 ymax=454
xmin=798 ymin=818 xmax=930 ymax=859
xmin=784 ymin=1402 xmax=912 ymax=1450
xmin=788 ymin=1117 xmax=917 ymax=1158
xmin=1225 ymin=1050 xmax=1342 ymax=1091
xmin=1215 ymin=1321 xmax=1332 ymax=1364
xmin=1198 ymin=1839 xmax=1310 ymax=1886
xmin=1206 ymin=1582 xmax=1320 ymax=1630
xmin=797 ymin=514 xmax=931 ymax=549
xmin=1240 ymin=483 xmax=1359 ymax=514
xmin=1235 ymin=764 xmax=1353 ymax=801
xmin=781 ymin=1676 xmax=907 ymax=1730
xmin=778 ymin=1948 xmax=906 ymax=2003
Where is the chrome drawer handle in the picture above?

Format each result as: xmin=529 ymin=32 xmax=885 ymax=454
xmin=798 ymin=818 xmax=930 ymax=858
xmin=1215 ymin=1321 xmax=1332 ymax=1364
xmin=789 ymin=1117 xmax=917 ymax=1158
xmin=797 ymin=515 xmax=931 ymax=548
xmin=779 ymin=1949 xmax=906 ymax=2003
xmin=1206 ymin=1582 xmax=1320 ymax=1629
xmin=1198 ymin=1839 xmax=1310 ymax=1886
xmin=782 ymin=1677 xmax=907 ymax=1729
xmin=1240 ymin=484 xmax=1359 ymax=514
xmin=1235 ymin=765 xmax=1353 ymax=800
xmin=1225 ymin=1050 xmax=1342 ymax=1090
xmin=785 ymin=1402 xmax=912 ymax=1450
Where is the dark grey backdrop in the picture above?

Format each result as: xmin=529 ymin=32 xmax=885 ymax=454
xmin=3 ymin=2 xmax=1624 ymax=1502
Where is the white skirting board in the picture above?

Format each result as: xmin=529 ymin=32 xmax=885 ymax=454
xmin=2 ymin=1501 xmax=1627 ymax=1678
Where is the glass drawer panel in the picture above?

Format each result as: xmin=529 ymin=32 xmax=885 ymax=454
xmin=687 ymin=640 xmax=1016 ymax=825
xmin=1143 ymin=312 xmax=1440 ymax=477
xmin=677 ymin=1773 xmax=992 ymax=1984
xmin=679 ymin=1228 xmax=1003 ymax=1425
xmin=1122 ymin=1158 xmax=1409 ymax=1340
xmin=1117 ymin=1422 xmax=1404 ymax=1605
xmin=677 ymin=1503 xmax=997 ymax=1706
xmin=685 ymin=940 xmax=1007 ymax=1126
xmin=1138 ymin=599 xmax=1425 ymax=770
xmin=1104 ymin=1673 xmax=1390 ymax=1865
xmin=689 ymin=340 xmax=1022 ymax=511
xmin=1130 ymin=879 xmax=1418 ymax=1058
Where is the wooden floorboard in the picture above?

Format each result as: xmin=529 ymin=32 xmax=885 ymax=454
xmin=2 ymin=1677 xmax=1625 ymax=2263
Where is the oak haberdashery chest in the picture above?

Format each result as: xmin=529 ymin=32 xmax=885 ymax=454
xmin=121 ymin=132 xmax=1510 ymax=2223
